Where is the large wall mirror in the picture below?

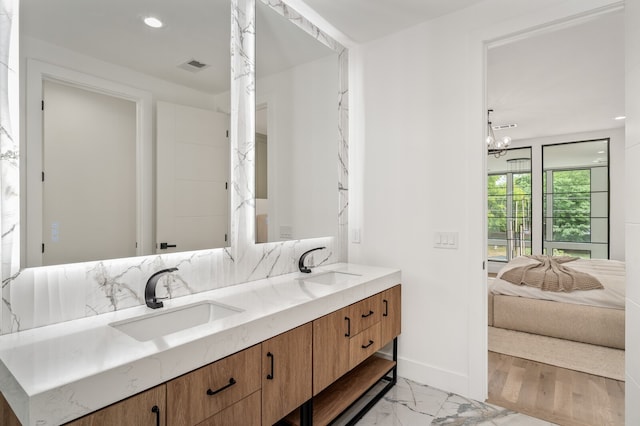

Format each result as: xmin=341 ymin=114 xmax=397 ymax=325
xmin=20 ymin=0 xmax=232 ymax=267
xmin=254 ymin=1 xmax=339 ymax=243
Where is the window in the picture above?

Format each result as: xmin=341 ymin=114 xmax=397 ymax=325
xmin=542 ymin=140 xmax=609 ymax=259
xmin=487 ymin=148 xmax=532 ymax=262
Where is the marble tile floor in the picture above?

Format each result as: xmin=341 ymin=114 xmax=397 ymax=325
xmin=336 ymin=377 xmax=557 ymax=426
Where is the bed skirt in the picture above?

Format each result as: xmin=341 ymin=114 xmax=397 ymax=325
xmin=488 ymin=293 xmax=625 ymax=350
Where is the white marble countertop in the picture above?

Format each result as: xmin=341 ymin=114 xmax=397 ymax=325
xmin=0 ymin=263 xmax=400 ymax=425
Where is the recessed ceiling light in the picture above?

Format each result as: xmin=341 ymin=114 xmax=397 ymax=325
xmin=143 ymin=16 xmax=164 ymax=28
xmin=614 ymin=116 xmax=626 ymax=120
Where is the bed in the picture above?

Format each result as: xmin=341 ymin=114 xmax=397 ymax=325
xmin=488 ymin=256 xmax=626 ymax=349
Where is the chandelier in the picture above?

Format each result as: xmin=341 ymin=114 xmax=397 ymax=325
xmin=486 ymin=109 xmax=511 ymax=157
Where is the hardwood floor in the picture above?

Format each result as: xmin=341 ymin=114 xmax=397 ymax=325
xmin=487 ymin=351 xmax=624 ymax=426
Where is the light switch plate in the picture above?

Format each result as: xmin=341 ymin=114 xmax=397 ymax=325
xmin=433 ymin=232 xmax=458 ymax=249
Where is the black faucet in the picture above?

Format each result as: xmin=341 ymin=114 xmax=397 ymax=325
xmin=298 ymin=247 xmax=326 ymax=273
xmin=145 ymin=267 xmax=178 ymax=309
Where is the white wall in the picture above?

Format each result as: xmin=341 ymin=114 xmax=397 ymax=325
xmin=625 ymin=0 xmax=640 ymax=423
xmin=506 ymin=127 xmax=626 ymax=261
xmin=348 ymin=0 xmax=624 ymax=401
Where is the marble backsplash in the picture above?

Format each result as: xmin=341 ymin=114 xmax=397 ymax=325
xmin=0 ymin=0 xmax=348 ymax=333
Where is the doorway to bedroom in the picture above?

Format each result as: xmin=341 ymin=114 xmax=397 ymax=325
xmin=485 ymin=8 xmax=625 ymax=425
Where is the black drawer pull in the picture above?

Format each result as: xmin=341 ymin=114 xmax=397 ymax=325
xmin=383 ymin=299 xmax=389 ymax=317
xmin=267 ymin=352 xmax=275 ymax=380
xmin=151 ymin=405 xmax=160 ymax=426
xmin=207 ymin=378 xmax=237 ymax=396
xmin=345 ymin=316 xmax=351 ymax=337
xmin=361 ymin=310 xmax=374 ymax=318
xmin=361 ymin=340 xmax=374 ymax=349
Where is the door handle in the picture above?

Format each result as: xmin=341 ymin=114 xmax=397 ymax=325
xmin=159 ymin=242 xmax=177 ymax=250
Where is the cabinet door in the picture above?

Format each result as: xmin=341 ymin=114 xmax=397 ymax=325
xmin=65 ymin=385 xmax=166 ymax=426
xmin=380 ymin=285 xmax=402 ymax=345
xmin=313 ymin=306 xmax=351 ymax=395
xmin=349 ymin=293 xmax=382 ymax=336
xmin=196 ymin=391 xmax=260 ymax=426
xmin=262 ymin=323 xmax=312 ymax=425
xmin=166 ymin=345 xmax=261 ymax=426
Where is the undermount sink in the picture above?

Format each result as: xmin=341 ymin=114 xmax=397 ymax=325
xmin=297 ymin=271 xmax=362 ymax=285
xmin=110 ymin=300 xmax=243 ymax=342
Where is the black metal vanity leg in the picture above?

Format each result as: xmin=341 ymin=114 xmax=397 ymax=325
xmin=300 ymin=399 xmax=313 ymax=425
xmin=392 ymin=337 xmax=398 ymax=384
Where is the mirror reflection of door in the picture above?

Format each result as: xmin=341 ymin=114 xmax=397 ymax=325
xmin=42 ymin=80 xmax=137 ymax=265
xmin=255 ymin=104 xmax=268 ymax=243
xmin=156 ymin=101 xmax=229 ymax=253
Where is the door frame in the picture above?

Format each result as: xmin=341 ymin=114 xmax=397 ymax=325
xmin=482 ymin=3 xmax=624 ymax=399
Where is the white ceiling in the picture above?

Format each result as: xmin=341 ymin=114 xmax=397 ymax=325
xmin=300 ymin=0 xmax=485 ymax=43
xmin=487 ymin=11 xmax=625 ymax=142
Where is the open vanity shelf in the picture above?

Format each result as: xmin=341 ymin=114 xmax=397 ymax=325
xmin=285 ymin=343 xmax=398 ymax=426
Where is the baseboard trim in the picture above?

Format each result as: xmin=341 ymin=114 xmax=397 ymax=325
xmin=395 ymin=355 xmax=469 ymax=397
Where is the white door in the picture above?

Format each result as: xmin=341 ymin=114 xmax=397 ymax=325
xmin=156 ymin=101 xmax=229 ymax=253
xmin=42 ymin=80 xmax=137 ymax=265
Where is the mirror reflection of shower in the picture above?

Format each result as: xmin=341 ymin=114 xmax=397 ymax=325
xmin=255 ymin=104 xmax=269 ymax=243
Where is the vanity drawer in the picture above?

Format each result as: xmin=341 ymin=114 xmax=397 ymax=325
xmin=349 ymin=322 xmax=382 ymax=369
xmin=348 ymin=293 xmax=382 ymax=336
xmin=166 ymin=344 xmax=261 ymax=426
xmin=196 ymin=391 xmax=261 ymax=426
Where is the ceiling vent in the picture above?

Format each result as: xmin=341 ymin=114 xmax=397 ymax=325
xmin=178 ymin=59 xmax=210 ymax=73
xmin=492 ymin=123 xmax=518 ymax=130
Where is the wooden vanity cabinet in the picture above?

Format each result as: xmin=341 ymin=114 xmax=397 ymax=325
xmin=262 ymin=323 xmax=313 ymax=425
xmin=313 ymin=287 xmax=401 ymax=395
xmin=65 ymin=384 xmax=167 ymax=426
xmin=166 ymin=344 xmax=261 ymax=426
xmin=7 ymin=285 xmax=399 ymax=426
xmin=292 ymin=285 xmax=401 ymax=426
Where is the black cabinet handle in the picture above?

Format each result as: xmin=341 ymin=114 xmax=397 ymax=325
xmin=383 ymin=299 xmax=389 ymax=317
xmin=151 ymin=405 xmax=160 ymax=426
xmin=361 ymin=340 xmax=374 ymax=349
xmin=266 ymin=352 xmax=274 ymax=380
xmin=207 ymin=378 xmax=237 ymax=396
xmin=361 ymin=310 xmax=374 ymax=318
xmin=159 ymin=242 xmax=177 ymax=250
xmin=345 ymin=316 xmax=351 ymax=337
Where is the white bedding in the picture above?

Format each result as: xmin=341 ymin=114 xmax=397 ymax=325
xmin=489 ymin=256 xmax=625 ymax=310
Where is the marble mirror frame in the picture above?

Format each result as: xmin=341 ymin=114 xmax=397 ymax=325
xmin=0 ymin=0 xmax=347 ymax=333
